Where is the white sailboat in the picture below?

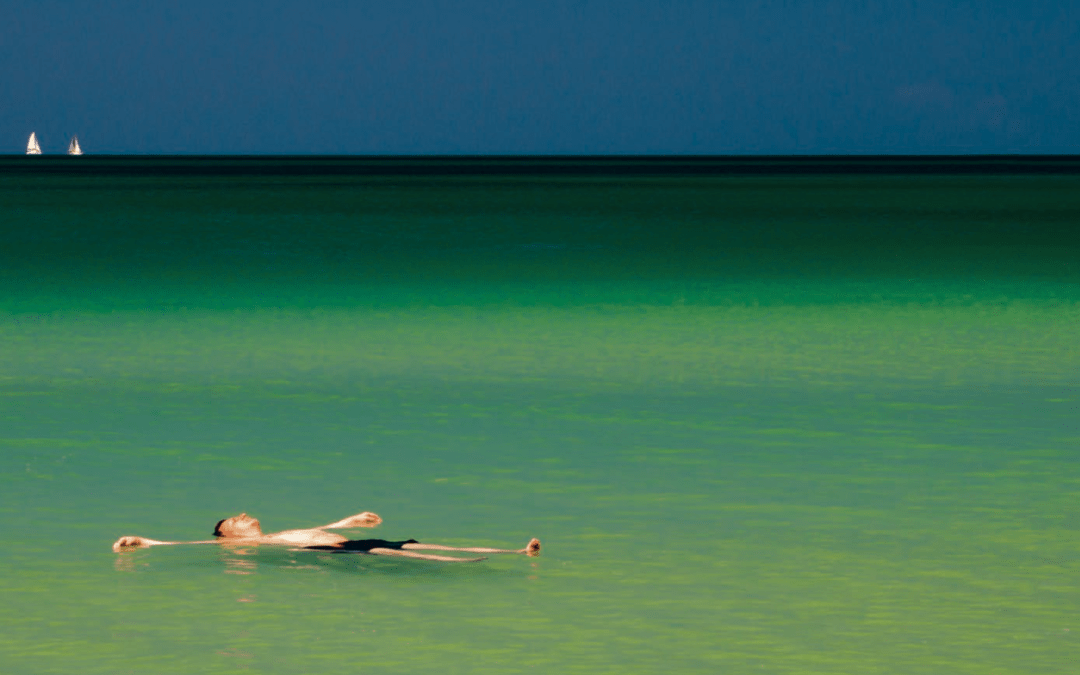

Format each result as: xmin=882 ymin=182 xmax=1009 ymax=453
xmin=68 ymin=136 xmax=83 ymax=156
xmin=26 ymin=132 xmax=42 ymax=155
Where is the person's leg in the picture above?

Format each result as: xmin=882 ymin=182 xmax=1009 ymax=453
xmin=367 ymin=547 xmax=486 ymax=562
xmin=402 ymin=538 xmax=540 ymax=556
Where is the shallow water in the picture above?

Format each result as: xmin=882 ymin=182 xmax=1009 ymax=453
xmin=1 ymin=160 xmax=1078 ymax=673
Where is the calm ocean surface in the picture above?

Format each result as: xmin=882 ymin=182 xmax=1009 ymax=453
xmin=1 ymin=157 xmax=1078 ymax=674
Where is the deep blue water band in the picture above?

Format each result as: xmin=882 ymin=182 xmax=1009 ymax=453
xmin=4 ymin=155 xmax=1080 ymax=176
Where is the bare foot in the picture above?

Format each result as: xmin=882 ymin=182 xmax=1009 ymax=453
xmin=524 ymin=538 xmax=541 ymax=557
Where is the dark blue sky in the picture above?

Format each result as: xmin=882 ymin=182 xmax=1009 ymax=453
xmin=2 ymin=1 xmax=1076 ymax=154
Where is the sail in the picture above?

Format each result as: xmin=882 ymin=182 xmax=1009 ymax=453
xmin=68 ymin=136 xmax=83 ymax=156
xmin=26 ymin=132 xmax=41 ymax=155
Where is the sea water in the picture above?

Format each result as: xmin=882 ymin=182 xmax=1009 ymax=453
xmin=1 ymin=158 xmax=1078 ymax=674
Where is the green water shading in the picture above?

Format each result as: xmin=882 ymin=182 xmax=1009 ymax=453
xmin=1 ymin=168 xmax=1078 ymax=673
xmin=2 ymin=173 xmax=1079 ymax=313
xmin=2 ymin=302 xmax=1077 ymax=674
xmin=2 ymin=302 xmax=1078 ymax=386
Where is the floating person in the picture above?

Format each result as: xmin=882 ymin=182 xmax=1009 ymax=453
xmin=112 ymin=511 xmax=541 ymax=562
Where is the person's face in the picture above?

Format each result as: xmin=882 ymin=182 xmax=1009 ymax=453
xmin=217 ymin=513 xmax=262 ymax=538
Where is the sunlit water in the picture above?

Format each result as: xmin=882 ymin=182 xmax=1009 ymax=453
xmin=1 ymin=159 xmax=1078 ymax=674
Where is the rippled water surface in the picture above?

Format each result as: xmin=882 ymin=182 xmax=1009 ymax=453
xmin=1 ymin=159 xmax=1078 ymax=674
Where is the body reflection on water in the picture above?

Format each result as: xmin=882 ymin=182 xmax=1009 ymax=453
xmin=222 ymin=547 xmax=259 ymax=576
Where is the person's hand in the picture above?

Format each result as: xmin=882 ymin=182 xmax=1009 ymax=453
xmin=113 ymin=536 xmax=152 ymax=552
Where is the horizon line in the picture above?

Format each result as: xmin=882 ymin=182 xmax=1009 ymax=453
xmin=4 ymin=153 xmax=1080 ymax=159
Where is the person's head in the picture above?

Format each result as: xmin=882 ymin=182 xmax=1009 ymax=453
xmin=213 ymin=513 xmax=263 ymax=539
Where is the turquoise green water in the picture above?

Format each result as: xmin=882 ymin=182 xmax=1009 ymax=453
xmin=1 ymin=162 xmax=1078 ymax=673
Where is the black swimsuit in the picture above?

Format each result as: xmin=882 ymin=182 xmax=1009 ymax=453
xmin=304 ymin=538 xmax=419 ymax=552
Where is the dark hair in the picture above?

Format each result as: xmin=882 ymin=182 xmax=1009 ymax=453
xmin=213 ymin=518 xmax=227 ymax=537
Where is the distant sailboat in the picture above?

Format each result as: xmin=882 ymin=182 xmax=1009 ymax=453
xmin=68 ymin=136 xmax=83 ymax=156
xmin=26 ymin=132 xmax=41 ymax=155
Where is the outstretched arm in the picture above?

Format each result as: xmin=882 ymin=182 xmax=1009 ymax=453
xmin=402 ymin=538 xmax=541 ymax=557
xmin=112 ymin=536 xmax=220 ymax=552
xmin=320 ymin=512 xmax=383 ymax=529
